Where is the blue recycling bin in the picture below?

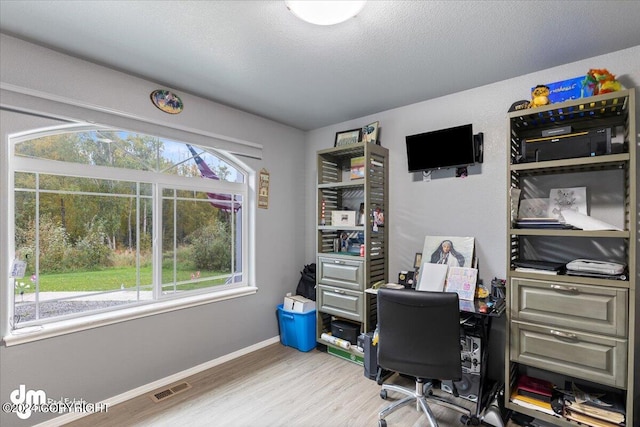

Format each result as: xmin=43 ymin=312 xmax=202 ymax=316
xmin=277 ymin=304 xmax=316 ymax=352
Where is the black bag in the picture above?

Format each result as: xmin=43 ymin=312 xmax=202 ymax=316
xmin=296 ymin=263 xmax=316 ymax=301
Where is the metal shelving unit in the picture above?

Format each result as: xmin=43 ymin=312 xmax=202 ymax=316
xmin=315 ymin=142 xmax=388 ymax=361
xmin=505 ymin=89 xmax=637 ymax=426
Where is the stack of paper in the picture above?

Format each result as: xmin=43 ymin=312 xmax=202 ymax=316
xmin=515 ymin=218 xmax=575 ymax=229
xmin=510 ymin=391 xmax=556 ymax=416
xmin=561 ymin=381 xmax=625 ymax=427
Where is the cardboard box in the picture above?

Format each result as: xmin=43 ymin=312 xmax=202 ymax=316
xmin=331 ymin=210 xmax=356 ymax=227
xmin=534 ymin=76 xmax=586 ymax=104
xmin=327 ymin=346 xmax=364 ymax=366
xmin=283 ymin=295 xmax=316 ymax=313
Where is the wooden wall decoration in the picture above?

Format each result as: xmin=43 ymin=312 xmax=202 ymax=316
xmin=258 ymin=168 xmax=270 ymax=209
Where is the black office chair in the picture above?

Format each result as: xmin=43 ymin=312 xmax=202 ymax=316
xmin=376 ymin=288 xmax=473 ymax=427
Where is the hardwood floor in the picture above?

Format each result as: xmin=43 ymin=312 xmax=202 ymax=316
xmin=65 ymin=343 xmax=479 ymax=427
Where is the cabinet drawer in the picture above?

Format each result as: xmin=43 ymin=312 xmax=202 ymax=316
xmin=511 ymin=278 xmax=627 ymax=337
xmin=318 ymin=257 xmax=364 ymax=291
xmin=510 ymin=321 xmax=627 ymax=387
xmin=317 ymin=284 xmax=363 ymax=322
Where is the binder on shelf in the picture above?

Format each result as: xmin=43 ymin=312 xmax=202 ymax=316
xmin=513 ymin=260 xmax=566 ymax=275
xmin=514 ymin=267 xmax=558 ymax=275
xmin=516 ymin=374 xmax=554 ymax=402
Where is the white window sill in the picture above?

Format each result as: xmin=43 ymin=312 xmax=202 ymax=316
xmin=2 ymin=286 xmax=258 ymax=347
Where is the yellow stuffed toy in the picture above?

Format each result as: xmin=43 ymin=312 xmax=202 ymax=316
xmin=529 ymin=85 xmax=550 ymax=108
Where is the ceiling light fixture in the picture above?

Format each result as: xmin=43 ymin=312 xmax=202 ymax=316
xmin=285 ymin=1 xmax=366 ymax=26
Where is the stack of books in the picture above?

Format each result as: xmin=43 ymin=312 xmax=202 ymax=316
xmin=513 ymin=260 xmax=566 ymax=275
xmin=515 ymin=218 xmax=577 ymax=229
xmin=510 ymin=375 xmax=556 ymax=416
xmin=562 ymin=381 xmax=625 ymax=427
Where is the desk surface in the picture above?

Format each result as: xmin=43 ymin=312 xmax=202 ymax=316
xmin=460 ymin=297 xmax=505 ymax=317
xmin=365 ymin=286 xmax=505 ymax=317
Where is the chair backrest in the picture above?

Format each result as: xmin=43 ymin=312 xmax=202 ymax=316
xmin=377 ymin=288 xmax=462 ymax=381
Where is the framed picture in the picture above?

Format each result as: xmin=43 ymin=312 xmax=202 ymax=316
xmin=422 ymin=236 xmax=475 ymax=268
xmin=331 ymin=210 xmax=356 ymax=227
xmin=362 ymin=121 xmax=379 ymax=144
xmin=334 ymin=128 xmax=362 ymax=147
xmin=413 ymin=253 xmax=422 ymax=270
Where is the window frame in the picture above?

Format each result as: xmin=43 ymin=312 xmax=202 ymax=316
xmin=156 ymin=181 xmax=247 ymax=298
xmin=4 ymin=124 xmax=257 ymax=346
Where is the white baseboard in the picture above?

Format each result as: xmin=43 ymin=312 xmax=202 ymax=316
xmin=34 ymin=336 xmax=281 ymax=427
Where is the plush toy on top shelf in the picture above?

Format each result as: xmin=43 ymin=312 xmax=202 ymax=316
xmin=528 ymin=85 xmax=550 ymax=108
xmin=583 ymin=68 xmax=622 ymax=96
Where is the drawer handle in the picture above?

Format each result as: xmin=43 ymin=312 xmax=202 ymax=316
xmin=333 ymin=289 xmax=346 ymax=294
xmin=550 ymin=284 xmax=578 ymax=293
xmin=550 ymin=329 xmax=578 ymax=341
xmin=333 ymin=260 xmax=345 ymax=265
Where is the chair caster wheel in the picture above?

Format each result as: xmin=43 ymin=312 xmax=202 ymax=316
xmin=378 ymin=419 xmax=387 ymax=427
xmin=380 ymin=389 xmax=388 ymax=400
xmin=459 ymin=415 xmax=480 ymax=425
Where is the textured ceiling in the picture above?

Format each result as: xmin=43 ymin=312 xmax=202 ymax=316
xmin=1 ymin=1 xmax=640 ymax=131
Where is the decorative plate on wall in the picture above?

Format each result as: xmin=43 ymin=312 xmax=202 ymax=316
xmin=150 ymin=89 xmax=184 ymax=114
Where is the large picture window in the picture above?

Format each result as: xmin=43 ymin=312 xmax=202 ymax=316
xmin=10 ymin=126 xmax=251 ymax=330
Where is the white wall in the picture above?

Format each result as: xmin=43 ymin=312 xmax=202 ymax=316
xmin=0 ymin=34 xmax=306 ymax=426
xmin=304 ymin=45 xmax=640 ymax=380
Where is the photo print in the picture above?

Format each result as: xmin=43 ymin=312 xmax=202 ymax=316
xmin=422 ymin=236 xmax=475 ymax=268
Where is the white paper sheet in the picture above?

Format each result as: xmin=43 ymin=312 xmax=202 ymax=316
xmin=416 ymin=262 xmax=448 ymax=292
xmin=548 ymin=187 xmax=587 ymax=220
xmin=561 ymin=209 xmax=622 ymax=231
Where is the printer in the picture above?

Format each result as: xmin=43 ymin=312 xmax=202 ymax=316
xmin=521 ymin=126 xmax=623 ymax=163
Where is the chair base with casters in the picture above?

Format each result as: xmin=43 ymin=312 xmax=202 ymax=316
xmin=378 ymin=376 xmax=476 ymax=427
xmin=375 ymin=289 xmax=480 ymax=427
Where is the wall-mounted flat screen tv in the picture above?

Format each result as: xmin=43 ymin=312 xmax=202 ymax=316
xmin=406 ymin=124 xmax=475 ymax=172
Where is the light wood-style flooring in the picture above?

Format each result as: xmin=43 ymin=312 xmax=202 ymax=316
xmin=65 ymin=342 xmax=482 ymax=427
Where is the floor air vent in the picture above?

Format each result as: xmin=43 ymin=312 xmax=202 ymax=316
xmin=149 ymin=381 xmax=192 ymax=403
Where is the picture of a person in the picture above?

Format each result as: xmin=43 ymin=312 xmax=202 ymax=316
xmin=430 ymin=239 xmax=465 ymax=267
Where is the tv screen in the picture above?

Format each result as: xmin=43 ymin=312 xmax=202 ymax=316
xmin=406 ymin=124 xmax=475 ymax=172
